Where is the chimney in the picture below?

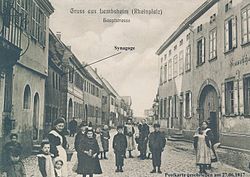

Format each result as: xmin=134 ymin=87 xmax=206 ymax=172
xmin=56 ymin=32 xmax=61 ymax=40
xmin=67 ymin=46 xmax=71 ymax=51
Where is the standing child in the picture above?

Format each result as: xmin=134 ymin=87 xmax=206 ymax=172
xmin=95 ymin=127 xmax=104 ymax=159
xmin=2 ymin=150 xmax=26 ymax=177
xmin=101 ymin=125 xmax=110 ymax=159
xmin=54 ymin=158 xmax=64 ymax=177
xmin=37 ymin=141 xmax=55 ymax=177
xmin=113 ymin=125 xmax=127 ymax=173
xmin=149 ymin=123 xmax=166 ymax=174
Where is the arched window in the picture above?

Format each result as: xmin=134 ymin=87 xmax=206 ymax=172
xmin=23 ymin=85 xmax=31 ymax=109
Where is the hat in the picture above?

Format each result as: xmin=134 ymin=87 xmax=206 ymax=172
xmin=153 ymin=123 xmax=160 ymax=128
xmin=54 ymin=157 xmax=63 ymax=165
xmin=53 ymin=117 xmax=65 ymax=126
xmin=117 ymin=125 xmax=123 ymax=130
xmin=79 ymin=121 xmax=88 ymax=127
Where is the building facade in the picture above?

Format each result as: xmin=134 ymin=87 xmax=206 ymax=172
xmin=156 ymin=0 xmax=250 ymax=171
xmin=0 ymin=0 xmax=54 ymax=155
xmin=44 ymin=30 xmax=65 ymax=135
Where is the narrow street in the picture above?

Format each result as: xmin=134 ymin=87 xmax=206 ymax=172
xmin=23 ymin=129 xmax=249 ymax=177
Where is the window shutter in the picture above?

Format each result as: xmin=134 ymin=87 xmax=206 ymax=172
xmin=221 ymin=83 xmax=225 ymax=115
xmin=234 ymin=80 xmax=239 ymax=115
xmin=183 ymin=94 xmax=186 ymax=118
xmin=213 ymin=30 xmax=217 ymax=57
xmin=225 ymin=21 xmax=229 ymax=51
xmin=166 ymin=97 xmax=169 ymax=118
xmin=242 ymin=10 xmax=248 ymax=43
xmin=239 ymin=79 xmax=244 ymax=114
xmin=232 ymin=16 xmax=237 ymax=48
xmin=202 ymin=38 xmax=205 ymax=63
xmin=209 ymin=32 xmax=213 ymax=59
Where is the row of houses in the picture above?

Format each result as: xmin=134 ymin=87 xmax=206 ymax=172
xmin=0 ymin=0 xmax=132 ymax=158
xmin=155 ymin=0 xmax=250 ymax=172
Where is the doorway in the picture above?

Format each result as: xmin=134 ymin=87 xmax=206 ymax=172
xmin=198 ymin=85 xmax=219 ymax=142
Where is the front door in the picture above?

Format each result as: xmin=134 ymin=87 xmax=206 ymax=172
xmin=199 ymin=85 xmax=219 ymax=143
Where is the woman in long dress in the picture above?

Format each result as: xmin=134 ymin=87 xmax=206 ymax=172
xmin=193 ymin=121 xmax=213 ymax=174
xmin=48 ymin=118 xmax=68 ymax=177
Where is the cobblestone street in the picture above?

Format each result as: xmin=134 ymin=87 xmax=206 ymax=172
xmin=23 ymin=129 xmax=250 ymax=177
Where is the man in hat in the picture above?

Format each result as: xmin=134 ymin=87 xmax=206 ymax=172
xmin=124 ymin=118 xmax=135 ymax=158
xmin=113 ymin=125 xmax=127 ymax=172
xmin=138 ymin=119 xmax=150 ymax=160
xmin=68 ymin=117 xmax=78 ymax=137
xmin=149 ymin=123 xmax=166 ymax=174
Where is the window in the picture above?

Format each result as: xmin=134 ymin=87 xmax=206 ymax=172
xmin=55 ymin=74 xmax=58 ymax=90
xmin=173 ymin=55 xmax=178 ymax=78
xmin=225 ymin=81 xmax=234 ymax=115
xmin=185 ymin=45 xmax=191 ymax=71
xmin=111 ymin=98 xmax=114 ymax=105
xmin=244 ymin=76 xmax=250 ymax=115
xmin=164 ymin=54 xmax=167 ymax=60
xmin=75 ymin=72 xmax=84 ymax=90
xmin=197 ymin=37 xmax=205 ymax=65
xmin=225 ymin=0 xmax=232 ymax=12
xmin=185 ymin=91 xmax=192 ymax=117
xmin=68 ymin=67 xmax=74 ymax=83
xmin=161 ymin=57 xmax=163 ymax=63
xmin=168 ymin=96 xmax=172 ymax=118
xmin=210 ymin=14 xmax=217 ymax=23
xmin=180 ymin=39 xmax=183 ymax=46
xmin=173 ymin=95 xmax=177 ymax=118
xmin=241 ymin=5 xmax=250 ymax=44
xmin=186 ymin=33 xmax=190 ymax=41
xmin=52 ymin=72 xmax=55 ymax=88
xmin=179 ymin=50 xmax=184 ymax=74
xmin=160 ymin=66 xmax=163 ymax=84
xmin=225 ymin=16 xmax=237 ymax=52
xmin=197 ymin=24 xmax=203 ymax=33
xmin=169 ymin=49 xmax=172 ymax=56
xmin=209 ymin=28 xmax=217 ymax=60
xmin=164 ymin=64 xmax=167 ymax=82
xmin=16 ymin=0 xmax=29 ymax=31
xmin=174 ymin=45 xmax=177 ymax=50
xmin=23 ymin=85 xmax=31 ymax=109
xmin=164 ymin=98 xmax=167 ymax=118
xmin=30 ymin=0 xmax=46 ymax=46
xmin=168 ymin=59 xmax=172 ymax=80
xmin=160 ymin=99 xmax=163 ymax=118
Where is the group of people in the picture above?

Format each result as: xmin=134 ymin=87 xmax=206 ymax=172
xmin=0 ymin=116 xmax=219 ymax=177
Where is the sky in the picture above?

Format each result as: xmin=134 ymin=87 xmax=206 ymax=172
xmin=49 ymin=0 xmax=206 ymax=117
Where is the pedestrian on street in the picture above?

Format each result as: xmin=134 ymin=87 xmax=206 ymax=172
xmin=2 ymin=133 xmax=23 ymax=172
xmin=113 ymin=125 xmax=127 ymax=173
xmin=69 ymin=117 xmax=78 ymax=137
xmin=74 ymin=121 xmax=88 ymax=173
xmin=124 ymin=118 xmax=136 ymax=158
xmin=138 ymin=119 xmax=150 ymax=160
xmin=101 ymin=125 xmax=110 ymax=159
xmin=48 ymin=117 xmax=69 ymax=177
xmin=76 ymin=128 xmax=102 ymax=177
xmin=37 ymin=140 xmax=55 ymax=177
xmin=95 ymin=127 xmax=104 ymax=159
xmin=193 ymin=121 xmax=213 ymax=174
xmin=2 ymin=149 xmax=26 ymax=177
xmin=149 ymin=123 xmax=166 ymax=174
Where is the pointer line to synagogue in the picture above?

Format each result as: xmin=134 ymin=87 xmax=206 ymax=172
xmin=62 ymin=51 xmax=122 ymax=76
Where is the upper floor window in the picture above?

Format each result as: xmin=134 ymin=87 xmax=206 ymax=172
xmin=186 ymin=33 xmax=190 ymax=41
xmin=225 ymin=0 xmax=233 ymax=13
xmin=209 ymin=28 xmax=217 ymax=60
xmin=168 ymin=59 xmax=172 ymax=80
xmin=169 ymin=49 xmax=172 ymax=56
xmin=179 ymin=50 xmax=184 ymax=74
xmin=225 ymin=80 xmax=234 ymax=115
xmin=197 ymin=37 xmax=205 ymax=65
xmin=225 ymin=16 xmax=237 ymax=52
xmin=173 ymin=55 xmax=178 ymax=78
xmin=197 ymin=24 xmax=203 ymax=33
xmin=68 ymin=67 xmax=74 ymax=83
xmin=164 ymin=64 xmax=167 ymax=82
xmin=180 ymin=39 xmax=183 ymax=46
xmin=185 ymin=45 xmax=191 ymax=71
xmin=164 ymin=54 xmax=167 ymax=60
xmin=241 ymin=5 xmax=250 ymax=45
xmin=160 ymin=66 xmax=163 ymax=84
xmin=210 ymin=14 xmax=217 ymax=24
xmin=174 ymin=45 xmax=177 ymax=50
